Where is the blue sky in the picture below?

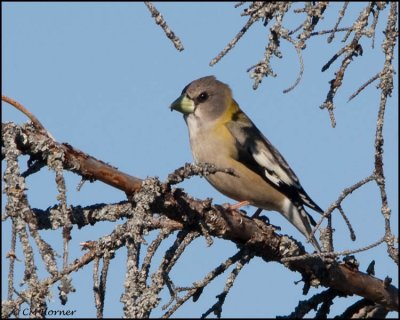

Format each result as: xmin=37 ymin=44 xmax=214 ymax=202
xmin=2 ymin=2 xmax=398 ymax=318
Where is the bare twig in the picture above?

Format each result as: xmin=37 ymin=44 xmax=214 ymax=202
xmin=284 ymin=288 xmax=341 ymax=318
xmin=163 ymin=248 xmax=249 ymax=318
xmin=348 ymin=72 xmax=381 ymax=102
xmin=201 ymin=249 xmax=254 ymax=318
xmin=281 ymin=237 xmax=385 ymax=263
xmin=327 ymin=2 xmax=349 ymax=43
xmin=282 ymin=34 xmax=304 ymax=93
xmin=6 ymin=222 xmax=17 ymax=301
xmin=374 ymin=2 xmax=398 ymax=265
xmin=311 ymin=27 xmax=352 ymax=37
xmin=337 ymin=205 xmax=356 ymax=241
xmin=93 ymin=257 xmax=102 ymax=317
xmin=296 ymin=2 xmax=328 ymax=49
xmin=144 ymin=2 xmax=184 ymax=52
xmin=310 ymin=174 xmax=375 ymax=239
xmin=2 ymin=95 xmax=49 ymax=135
xmin=341 ymin=298 xmax=389 ymax=318
xmin=320 ymin=3 xmax=375 ymax=126
xmin=210 ymin=16 xmax=256 ymax=66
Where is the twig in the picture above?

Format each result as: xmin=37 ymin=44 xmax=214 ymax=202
xmin=2 ymin=95 xmax=48 ymax=134
xmin=282 ymin=34 xmax=304 ymax=93
xmin=7 ymin=222 xmax=18 ymax=301
xmin=337 ymin=205 xmax=356 ymax=241
xmin=327 ymin=2 xmax=349 ymax=43
xmin=320 ymin=3 xmax=375 ymax=127
xmin=348 ymin=72 xmax=381 ymax=102
xmin=310 ymin=175 xmax=375 ymax=240
xmin=163 ymin=249 xmax=249 ymax=318
xmin=281 ymin=237 xmax=385 ymax=263
xmin=284 ymin=288 xmax=341 ymax=318
xmin=375 ymin=2 xmax=398 ymax=264
xmin=296 ymin=2 xmax=328 ymax=50
xmin=93 ymin=257 xmax=102 ymax=317
xmin=321 ymin=46 xmax=348 ymax=72
xmin=21 ymin=158 xmax=47 ymax=178
xmin=144 ymin=2 xmax=184 ymax=52
xmin=140 ymin=228 xmax=172 ymax=280
xmin=341 ymin=298 xmax=389 ymax=318
xmin=367 ymin=3 xmax=385 ymax=49
xmin=288 ymin=23 xmax=303 ymax=36
xmin=210 ymin=16 xmax=256 ymax=66
xmin=311 ymin=27 xmax=352 ymax=38
xmin=201 ymin=249 xmax=253 ymax=318
xmin=98 ymin=256 xmax=110 ymax=317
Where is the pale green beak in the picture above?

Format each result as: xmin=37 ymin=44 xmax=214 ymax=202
xmin=170 ymin=94 xmax=195 ymax=114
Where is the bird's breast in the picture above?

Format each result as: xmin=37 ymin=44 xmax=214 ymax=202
xmin=186 ymin=115 xmax=237 ymax=164
xmin=185 ymin=114 xmax=285 ymax=212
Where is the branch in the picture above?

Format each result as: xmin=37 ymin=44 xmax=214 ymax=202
xmin=374 ymin=1 xmax=398 ymax=265
xmin=2 ymin=97 xmax=399 ymax=313
xmin=2 ymin=95 xmax=47 ymax=132
xmin=144 ymin=2 xmax=184 ymax=52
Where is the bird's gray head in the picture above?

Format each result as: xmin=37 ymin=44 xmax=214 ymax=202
xmin=170 ymin=76 xmax=233 ymax=122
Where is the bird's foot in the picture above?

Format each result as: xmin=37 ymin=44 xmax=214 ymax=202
xmin=252 ymin=213 xmax=281 ymax=231
xmin=221 ymin=201 xmax=250 ymax=225
xmin=228 ymin=200 xmax=250 ymax=211
xmin=251 ymin=208 xmax=263 ymax=218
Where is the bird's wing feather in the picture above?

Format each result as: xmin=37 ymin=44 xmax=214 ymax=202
xmin=226 ymin=107 xmax=323 ymax=213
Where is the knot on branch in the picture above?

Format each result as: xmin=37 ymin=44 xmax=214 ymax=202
xmin=132 ymin=177 xmax=163 ymax=212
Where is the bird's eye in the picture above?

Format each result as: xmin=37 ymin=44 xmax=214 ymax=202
xmin=197 ymin=92 xmax=208 ymax=103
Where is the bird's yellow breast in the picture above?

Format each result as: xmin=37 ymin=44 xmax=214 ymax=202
xmin=188 ymin=99 xmax=240 ymax=163
xmin=209 ymin=99 xmax=241 ymax=155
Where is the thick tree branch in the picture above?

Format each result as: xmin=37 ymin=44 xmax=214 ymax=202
xmin=2 ymin=120 xmax=398 ymax=312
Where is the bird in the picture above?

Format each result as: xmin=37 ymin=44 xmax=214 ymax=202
xmin=169 ymin=75 xmax=323 ymax=252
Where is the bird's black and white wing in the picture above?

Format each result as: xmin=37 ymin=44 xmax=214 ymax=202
xmin=226 ymin=107 xmax=323 ymax=214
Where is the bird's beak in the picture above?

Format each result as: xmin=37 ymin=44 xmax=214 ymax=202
xmin=170 ymin=94 xmax=195 ymax=114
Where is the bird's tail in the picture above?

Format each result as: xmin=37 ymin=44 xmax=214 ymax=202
xmin=281 ymin=199 xmax=321 ymax=252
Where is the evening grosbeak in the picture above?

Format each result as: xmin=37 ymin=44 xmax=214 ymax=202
xmin=170 ymin=76 xmax=323 ymax=252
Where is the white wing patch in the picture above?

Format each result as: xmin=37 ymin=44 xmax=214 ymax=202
xmin=251 ymin=142 xmax=295 ymax=187
xmin=251 ymin=140 xmax=322 ymax=213
xmin=226 ymin=116 xmax=322 ymax=213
